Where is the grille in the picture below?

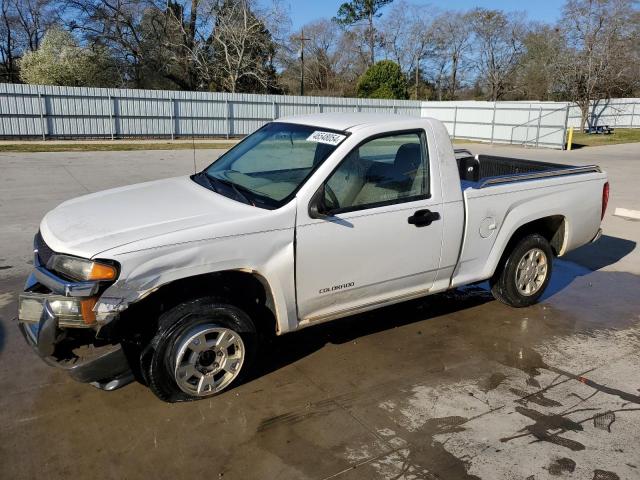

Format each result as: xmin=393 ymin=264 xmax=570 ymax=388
xmin=35 ymin=231 xmax=55 ymax=266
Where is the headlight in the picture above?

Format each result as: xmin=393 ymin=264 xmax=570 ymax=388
xmin=46 ymin=254 xmax=118 ymax=282
xmin=19 ymin=293 xmax=98 ymax=326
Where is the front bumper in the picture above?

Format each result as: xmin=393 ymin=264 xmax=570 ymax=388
xmin=17 ymin=318 xmax=130 ymax=383
xmin=17 ymin=249 xmax=132 ymax=388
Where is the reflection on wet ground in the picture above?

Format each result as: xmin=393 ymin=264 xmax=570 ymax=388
xmin=1 ymin=257 xmax=639 ymax=479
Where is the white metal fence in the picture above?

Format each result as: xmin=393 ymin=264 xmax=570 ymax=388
xmin=421 ymin=100 xmax=570 ymax=149
xmin=1 ymin=83 xmax=638 ymax=149
xmin=567 ymin=98 xmax=640 ymax=129
xmin=0 ymin=83 xmax=422 ymax=141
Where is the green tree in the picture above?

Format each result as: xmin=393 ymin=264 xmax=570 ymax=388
xmin=334 ymin=0 xmax=394 ymax=66
xmin=356 ymin=60 xmax=407 ymax=99
xmin=19 ymin=28 xmax=118 ymax=86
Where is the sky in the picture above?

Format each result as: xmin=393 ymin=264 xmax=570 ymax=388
xmin=283 ymin=0 xmax=564 ymax=29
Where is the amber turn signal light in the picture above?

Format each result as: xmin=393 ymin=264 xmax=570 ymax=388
xmin=87 ymin=263 xmax=118 ymax=281
xmin=80 ymin=297 xmax=98 ymax=324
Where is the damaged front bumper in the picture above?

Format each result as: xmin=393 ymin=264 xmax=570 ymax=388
xmin=17 ymin=254 xmax=133 ymax=390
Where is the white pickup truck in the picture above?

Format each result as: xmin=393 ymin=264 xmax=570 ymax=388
xmin=17 ymin=114 xmax=608 ymax=402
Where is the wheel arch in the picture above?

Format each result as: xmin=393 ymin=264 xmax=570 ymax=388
xmin=103 ymin=269 xmax=280 ymax=344
xmin=491 ymin=214 xmax=567 ymax=278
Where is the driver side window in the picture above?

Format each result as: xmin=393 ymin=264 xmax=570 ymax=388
xmin=324 ymin=131 xmax=428 ymax=212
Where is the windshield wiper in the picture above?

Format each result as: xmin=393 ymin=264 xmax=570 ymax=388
xmin=193 ymin=171 xmax=275 ymax=208
xmin=207 ymin=173 xmax=254 ymax=206
xmin=192 ymin=171 xmax=218 ymax=192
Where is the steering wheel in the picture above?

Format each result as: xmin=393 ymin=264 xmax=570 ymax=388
xmin=324 ymin=183 xmax=340 ymax=211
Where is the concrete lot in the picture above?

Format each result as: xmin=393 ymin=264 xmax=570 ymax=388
xmin=1 ymin=142 xmax=639 ymax=479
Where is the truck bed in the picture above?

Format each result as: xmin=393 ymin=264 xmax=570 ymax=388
xmin=455 ymin=151 xmax=601 ymax=190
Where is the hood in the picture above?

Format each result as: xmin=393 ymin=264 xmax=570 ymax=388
xmin=40 ymin=176 xmax=263 ymax=259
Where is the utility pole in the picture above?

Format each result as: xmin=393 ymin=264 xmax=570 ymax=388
xmin=293 ymin=28 xmax=310 ymax=96
xmin=415 ymin=60 xmax=419 ymax=100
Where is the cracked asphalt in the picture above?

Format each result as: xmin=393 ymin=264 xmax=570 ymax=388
xmin=1 ymin=142 xmax=639 ymax=480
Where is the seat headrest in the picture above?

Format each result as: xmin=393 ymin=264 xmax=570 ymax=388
xmin=394 ymin=143 xmax=421 ymax=174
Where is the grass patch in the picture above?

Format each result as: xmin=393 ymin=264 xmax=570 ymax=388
xmin=0 ymin=142 xmax=237 ymax=153
xmin=570 ymin=128 xmax=640 ymax=148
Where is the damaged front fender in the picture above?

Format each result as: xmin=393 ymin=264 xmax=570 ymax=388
xmin=93 ymin=227 xmax=298 ymax=339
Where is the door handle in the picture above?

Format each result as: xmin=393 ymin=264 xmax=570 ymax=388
xmin=408 ymin=209 xmax=440 ymax=227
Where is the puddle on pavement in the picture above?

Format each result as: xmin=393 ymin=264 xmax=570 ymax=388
xmin=2 ymin=259 xmax=640 ymax=479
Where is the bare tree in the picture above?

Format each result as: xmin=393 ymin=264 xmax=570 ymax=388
xmin=0 ymin=0 xmax=19 ymax=82
xmin=425 ymin=53 xmax=448 ymax=100
xmin=380 ymin=0 xmax=433 ymax=99
xmin=430 ymin=11 xmax=472 ymax=100
xmin=334 ymin=0 xmax=394 ymax=66
xmin=0 ymin=0 xmax=57 ymax=82
xmin=65 ymin=0 xmax=218 ymax=89
xmin=555 ymin=0 xmax=639 ymax=129
xmin=283 ymin=19 xmax=342 ymax=94
xmin=64 ymin=0 xmax=149 ymax=86
xmin=211 ymin=0 xmax=280 ymax=93
xmin=14 ymin=0 xmax=55 ymax=51
xmin=516 ymin=23 xmax=564 ymax=100
xmin=469 ymin=8 xmax=526 ymax=101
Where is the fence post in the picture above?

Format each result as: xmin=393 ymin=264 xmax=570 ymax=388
xmin=631 ymin=101 xmax=636 ymax=127
xmin=535 ymin=105 xmax=543 ymax=148
xmin=490 ymin=102 xmax=497 ymax=144
xmin=37 ymin=93 xmax=46 ymax=140
xmin=169 ymin=97 xmax=175 ymax=140
xmin=318 ymin=102 xmax=322 ymax=113
xmin=108 ymin=95 xmax=115 ymax=140
xmin=524 ymin=103 xmax=532 ymax=146
xmin=272 ymin=100 xmax=277 ymax=120
xmin=452 ymin=106 xmax=458 ymax=139
xmin=225 ymin=99 xmax=230 ymax=139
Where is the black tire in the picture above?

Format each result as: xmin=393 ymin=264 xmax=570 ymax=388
xmin=144 ymin=297 xmax=257 ymax=402
xmin=490 ymin=233 xmax=553 ymax=308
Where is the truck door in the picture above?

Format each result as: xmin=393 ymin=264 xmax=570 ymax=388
xmin=295 ymin=130 xmax=444 ymax=323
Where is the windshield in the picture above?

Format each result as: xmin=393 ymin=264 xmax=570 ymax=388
xmin=198 ymin=122 xmax=347 ymax=208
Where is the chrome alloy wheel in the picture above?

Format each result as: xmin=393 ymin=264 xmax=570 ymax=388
xmin=515 ymin=248 xmax=548 ymax=296
xmin=173 ymin=325 xmax=245 ymax=396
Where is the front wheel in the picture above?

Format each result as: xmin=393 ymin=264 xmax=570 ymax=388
xmin=490 ymin=233 xmax=553 ymax=308
xmin=144 ymin=297 xmax=257 ymax=402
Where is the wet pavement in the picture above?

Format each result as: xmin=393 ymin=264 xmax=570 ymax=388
xmin=1 ymin=144 xmax=639 ymax=479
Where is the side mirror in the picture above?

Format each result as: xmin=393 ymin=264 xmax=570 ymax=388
xmin=309 ymin=185 xmax=328 ymax=219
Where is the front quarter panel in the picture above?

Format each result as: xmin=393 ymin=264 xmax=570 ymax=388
xmin=94 ymin=202 xmax=298 ymax=335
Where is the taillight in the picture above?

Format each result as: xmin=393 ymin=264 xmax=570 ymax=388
xmin=601 ymin=182 xmax=609 ymax=220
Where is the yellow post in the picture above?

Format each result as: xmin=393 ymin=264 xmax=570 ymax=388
xmin=567 ymin=127 xmax=574 ymax=151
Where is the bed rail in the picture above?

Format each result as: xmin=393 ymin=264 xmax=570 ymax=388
xmin=477 ymin=165 xmax=603 ymax=188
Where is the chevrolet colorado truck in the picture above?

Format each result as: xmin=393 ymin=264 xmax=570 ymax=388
xmin=17 ymin=114 xmax=608 ymax=402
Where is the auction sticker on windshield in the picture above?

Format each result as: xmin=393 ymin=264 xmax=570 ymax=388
xmin=306 ymin=131 xmax=347 ymax=146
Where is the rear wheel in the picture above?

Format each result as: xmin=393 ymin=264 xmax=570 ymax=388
xmin=144 ymin=297 xmax=257 ymax=402
xmin=490 ymin=233 xmax=553 ymax=308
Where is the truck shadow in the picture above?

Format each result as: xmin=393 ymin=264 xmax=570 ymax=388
xmin=543 ymin=234 xmax=636 ymax=299
xmin=560 ymin=234 xmax=636 ymax=271
xmin=251 ymin=287 xmax=495 ymax=382
xmin=251 ymin=234 xmax=636 ymax=383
